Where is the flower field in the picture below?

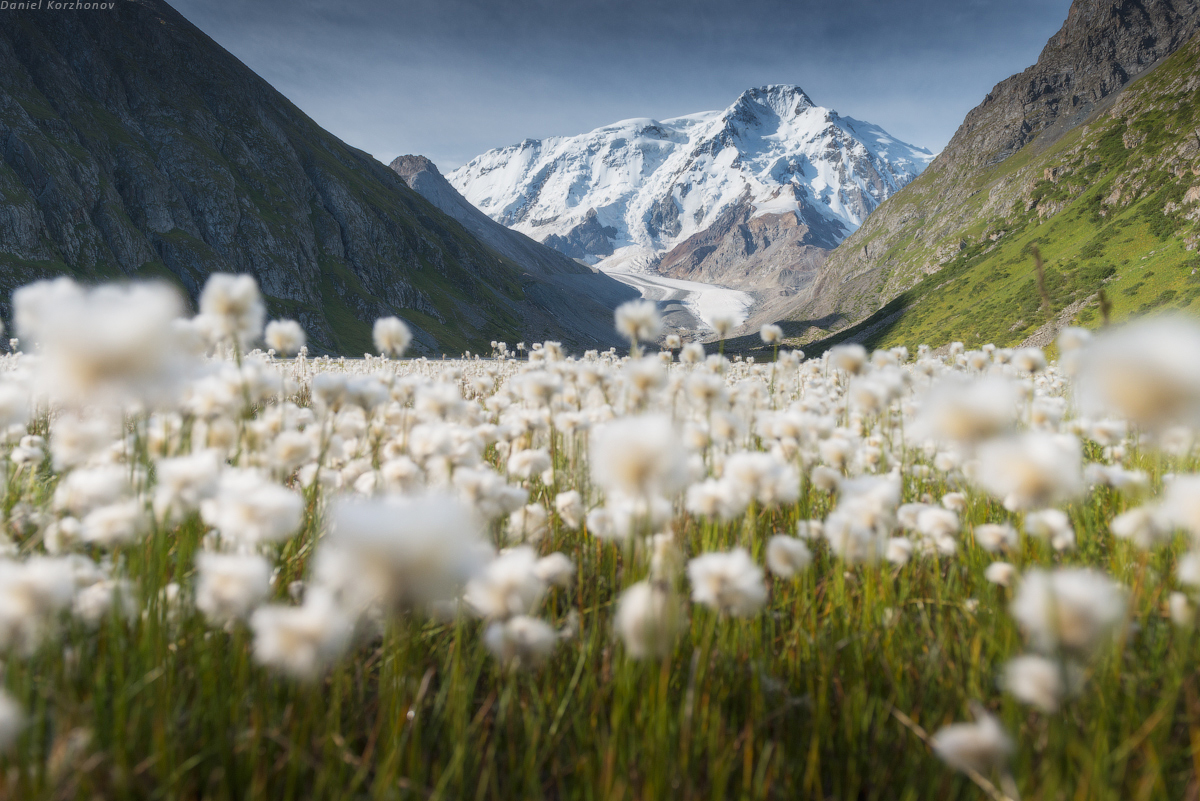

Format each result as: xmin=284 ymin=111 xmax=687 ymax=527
xmin=0 ymin=276 xmax=1197 ymax=799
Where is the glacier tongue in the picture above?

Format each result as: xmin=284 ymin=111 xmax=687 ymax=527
xmin=448 ymin=84 xmax=934 ymax=272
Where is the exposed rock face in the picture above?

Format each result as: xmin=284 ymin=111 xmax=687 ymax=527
xmin=952 ymin=0 xmax=1200 ymax=169
xmin=390 ymin=155 xmax=638 ymax=348
xmin=786 ymin=0 xmax=1200 ymax=331
xmin=541 ymin=209 xmax=619 ymax=261
xmin=0 ymin=0 xmax=621 ymax=354
xmin=656 ymin=197 xmax=829 ymax=294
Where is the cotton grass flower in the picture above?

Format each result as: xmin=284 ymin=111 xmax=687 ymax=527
xmin=931 ymin=708 xmax=1013 ymax=775
xmin=483 ymin=615 xmax=558 ymax=667
xmin=0 ymin=557 xmax=76 ymax=652
xmin=325 ymin=494 xmax=491 ymax=611
xmin=1010 ymin=568 xmax=1126 ymax=656
xmin=200 ymin=469 xmax=304 ymax=546
xmin=249 ymin=588 xmax=353 ymax=680
xmin=264 ymin=320 xmax=306 ymax=356
xmin=765 ymin=535 xmax=811 ymax=578
xmin=974 ymin=523 xmax=1018 ymax=553
xmin=710 ymin=313 xmax=736 ymax=340
xmin=13 ymin=278 xmax=189 ymax=405
xmin=984 ymin=562 xmax=1017 ymax=587
xmin=687 ymin=548 xmax=766 ymax=616
xmin=194 ymin=552 xmax=272 ymax=625
xmin=614 ymin=581 xmax=682 ymax=659
xmin=975 ymin=433 xmax=1083 ymax=511
xmin=197 ymin=273 xmax=265 ymax=346
xmin=1004 ymin=654 xmax=1081 ymax=712
xmin=614 ymin=300 xmax=662 ymax=350
xmin=373 ymin=317 xmax=413 ymax=357
xmin=464 ymin=547 xmax=547 ymax=619
xmin=590 ymin=414 xmax=687 ymax=500
xmin=1076 ymin=316 xmax=1200 ymax=431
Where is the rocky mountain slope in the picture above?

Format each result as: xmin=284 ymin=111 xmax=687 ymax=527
xmin=390 ymin=155 xmax=638 ymax=346
xmin=0 ymin=0 xmax=627 ymax=355
xmin=778 ymin=0 xmax=1200 ymax=346
xmin=448 ymin=86 xmax=932 ymax=288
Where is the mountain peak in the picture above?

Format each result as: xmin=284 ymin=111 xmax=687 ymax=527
xmin=726 ymin=85 xmax=815 ymax=122
xmin=389 ymin=154 xmax=440 ymax=183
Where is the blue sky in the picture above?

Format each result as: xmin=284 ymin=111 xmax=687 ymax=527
xmin=174 ymin=0 xmax=1074 ymax=171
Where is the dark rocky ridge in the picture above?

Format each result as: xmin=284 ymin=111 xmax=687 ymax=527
xmin=390 ymin=155 xmax=638 ymax=348
xmin=0 ymin=0 xmax=623 ymax=354
xmin=781 ymin=0 xmax=1200 ymax=332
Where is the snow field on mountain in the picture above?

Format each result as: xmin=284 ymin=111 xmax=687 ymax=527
xmin=449 ymin=85 xmax=934 ymax=268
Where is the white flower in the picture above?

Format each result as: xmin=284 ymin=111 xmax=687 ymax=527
xmin=533 ymin=553 xmax=574 ymax=588
xmin=507 ymin=448 xmax=551 ymax=480
xmin=1004 ymin=654 xmax=1079 ymax=713
xmin=73 ymin=579 xmax=136 ymax=627
xmin=1025 ymin=509 xmax=1075 ymax=552
xmin=590 ymin=415 xmax=687 ymax=500
xmin=765 ymin=535 xmax=811 ymax=578
xmin=679 ymin=342 xmax=705 ymax=364
xmin=483 ymin=615 xmax=558 ymax=667
xmin=201 ymin=469 xmax=303 ymax=546
xmin=913 ymin=376 xmax=1019 ymax=445
xmin=759 ymin=324 xmax=783 ymax=345
xmin=1010 ymin=568 xmax=1126 ymax=655
xmin=49 ymin=413 xmax=116 ymax=470
xmin=721 ymin=451 xmax=800 ymax=510
xmin=198 ymin=273 xmax=265 ymax=345
xmin=885 ymin=537 xmax=913 ymax=565
xmin=154 ymin=450 xmax=221 ymax=521
xmin=323 ymin=495 xmax=491 ymax=611
xmin=13 ymin=278 xmax=189 ymax=405
xmin=931 ymin=709 xmax=1013 ymax=774
xmin=80 ymin=500 xmax=149 ymax=546
xmin=249 ymin=588 xmax=354 ymax=680
xmin=614 ymin=300 xmax=662 ymax=345
xmin=264 ymin=320 xmax=306 ymax=356
xmin=54 ymin=466 xmax=132 ymax=518
xmin=554 ymin=490 xmax=584 ymax=530
xmin=1110 ymin=506 xmax=1168 ymax=549
xmin=687 ymin=548 xmax=766 ymax=616
xmin=614 ymin=581 xmax=682 ymax=659
xmin=984 ymin=561 xmax=1017 ymax=587
xmin=0 ymin=691 xmax=23 ymax=751
xmin=194 ymin=552 xmax=271 ymax=624
xmin=827 ymin=344 xmax=867 ymax=375
xmin=465 ymin=547 xmax=546 ymax=620
xmin=974 ymin=523 xmax=1018 ymax=553
xmin=1178 ymin=551 xmax=1200 ymax=587
xmin=373 ymin=317 xmax=413 ymax=357
xmin=507 ymin=504 xmax=549 ymax=544
xmin=1159 ymin=475 xmax=1200 ymax=540
xmin=1169 ymin=591 xmax=1195 ymax=628
xmin=0 ymin=557 xmax=77 ymax=653
xmin=823 ymin=476 xmax=900 ymax=564
xmin=975 ymin=433 xmax=1083 ymax=511
xmin=1076 ymin=316 xmax=1200 ymax=430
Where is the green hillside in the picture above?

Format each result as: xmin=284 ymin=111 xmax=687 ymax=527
xmin=809 ymin=33 xmax=1200 ymax=354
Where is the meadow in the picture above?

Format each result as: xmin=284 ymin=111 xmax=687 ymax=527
xmin=0 ymin=274 xmax=1197 ymax=800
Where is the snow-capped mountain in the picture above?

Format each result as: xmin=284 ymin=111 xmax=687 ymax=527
xmin=448 ymin=85 xmax=934 ymax=272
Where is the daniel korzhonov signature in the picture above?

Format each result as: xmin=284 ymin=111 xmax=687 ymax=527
xmin=0 ymin=1 xmax=116 ymax=9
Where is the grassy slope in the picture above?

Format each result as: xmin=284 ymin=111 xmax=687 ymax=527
xmin=0 ymin=3 xmax=529 ymax=356
xmin=806 ymin=35 xmax=1200 ymax=355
